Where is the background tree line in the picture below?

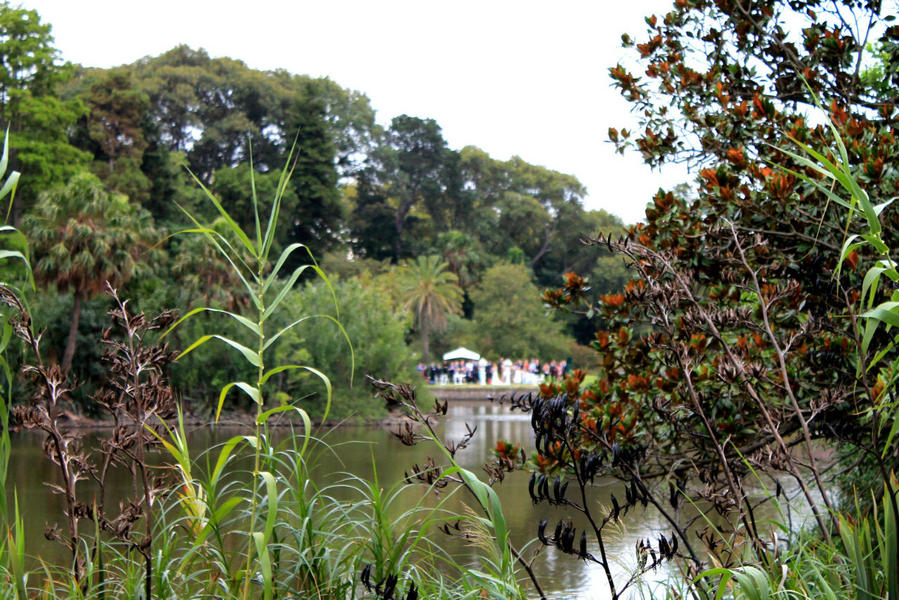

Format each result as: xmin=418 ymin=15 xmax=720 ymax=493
xmin=0 ymin=2 xmax=628 ymax=417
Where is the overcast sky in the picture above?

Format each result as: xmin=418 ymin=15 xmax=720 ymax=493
xmin=21 ymin=0 xmax=690 ymax=224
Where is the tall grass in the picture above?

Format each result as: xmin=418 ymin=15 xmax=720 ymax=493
xmin=150 ymin=148 xmax=526 ymax=599
xmin=160 ymin=145 xmax=352 ymax=599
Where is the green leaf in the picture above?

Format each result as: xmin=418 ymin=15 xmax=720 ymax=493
xmin=248 ymin=140 xmax=262 ymax=253
xmin=162 ymin=306 xmax=260 ymax=340
xmin=0 ymin=127 xmax=10 ymax=178
xmin=187 ymin=169 xmax=257 ymax=258
xmin=260 ymin=364 xmax=333 ymax=421
xmin=874 ymin=196 xmax=897 ymax=217
xmin=216 ymin=382 xmax=262 ymax=421
xmin=0 ymin=171 xmax=19 ymax=204
xmin=210 ymin=435 xmax=256 ymax=490
xmin=262 ymin=264 xmax=314 ymax=321
xmin=263 ymin=314 xmax=351 ymax=360
xmin=251 ymin=531 xmax=273 ymax=600
xmin=261 ymin=471 xmax=278 ymax=543
xmin=863 ymin=263 xmax=888 ymax=309
xmin=861 ymin=233 xmax=889 ymax=254
xmin=695 ymin=567 xmax=733 ymax=600
xmin=260 ymin=140 xmax=298 ymax=263
xmin=837 ymin=234 xmax=862 ymax=277
xmin=861 ymin=302 xmax=899 ymax=329
xmin=177 ymin=334 xmax=260 ymax=368
xmin=261 ymin=242 xmax=311 ymax=294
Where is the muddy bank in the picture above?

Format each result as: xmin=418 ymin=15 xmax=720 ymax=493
xmin=428 ymin=385 xmax=537 ymax=402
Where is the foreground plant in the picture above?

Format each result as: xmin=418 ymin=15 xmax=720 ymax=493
xmin=6 ymin=284 xmax=177 ymax=597
xmin=161 ymin=149 xmax=352 ymax=599
xmin=368 ymin=375 xmax=540 ymax=600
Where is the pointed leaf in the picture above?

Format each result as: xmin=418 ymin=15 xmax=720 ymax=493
xmin=259 ymin=364 xmax=332 ymax=420
xmin=186 ymin=170 xmax=257 ymax=257
xmin=261 ymin=243 xmax=311 ymax=294
xmin=177 ymin=335 xmax=260 ymax=368
xmin=216 ymin=382 xmax=262 ymax=421
xmin=164 ymin=306 xmax=259 ymax=338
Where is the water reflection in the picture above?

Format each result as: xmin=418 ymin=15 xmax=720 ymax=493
xmin=8 ymin=400 xmax=796 ymax=599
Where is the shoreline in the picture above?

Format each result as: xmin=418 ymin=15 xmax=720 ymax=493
xmin=10 ymin=384 xmax=540 ymax=431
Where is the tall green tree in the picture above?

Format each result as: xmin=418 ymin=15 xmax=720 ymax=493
xmin=0 ymin=3 xmax=90 ymax=220
xmin=67 ymin=68 xmax=152 ymax=204
xmin=469 ymin=262 xmax=569 ymax=359
xmin=393 ymin=255 xmax=463 ymax=363
xmin=23 ymin=172 xmax=158 ymax=373
xmin=281 ymin=79 xmax=343 ymax=252
xmin=353 ymin=115 xmax=453 ymax=261
xmin=457 ymin=147 xmax=593 ymax=286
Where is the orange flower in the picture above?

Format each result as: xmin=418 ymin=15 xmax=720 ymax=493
xmin=602 ymin=293 xmax=625 ymax=308
xmin=595 ymin=330 xmax=610 ymax=349
xmin=725 ymin=147 xmax=745 ymax=167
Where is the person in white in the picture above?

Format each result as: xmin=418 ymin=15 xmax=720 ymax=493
xmin=502 ymin=358 xmax=512 ymax=384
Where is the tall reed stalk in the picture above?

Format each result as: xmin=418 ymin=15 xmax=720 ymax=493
xmin=163 ymin=146 xmax=351 ymax=600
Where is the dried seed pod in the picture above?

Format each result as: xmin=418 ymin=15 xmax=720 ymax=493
xmin=405 ymin=582 xmax=418 ymax=600
xmin=537 ymin=519 xmax=548 ymax=544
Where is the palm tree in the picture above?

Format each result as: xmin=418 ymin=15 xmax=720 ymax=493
xmin=23 ymin=172 xmax=158 ymax=373
xmin=394 ymin=255 xmax=463 ymax=363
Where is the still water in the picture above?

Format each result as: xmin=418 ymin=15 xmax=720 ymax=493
xmin=8 ymin=400 xmax=761 ymax=598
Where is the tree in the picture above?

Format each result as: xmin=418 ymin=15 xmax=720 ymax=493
xmin=469 ymin=262 xmax=570 ymax=359
xmin=281 ymin=79 xmax=344 ymax=253
xmin=67 ymin=67 xmax=152 ymax=204
xmin=533 ymin=0 xmax=899 ymax=573
xmin=23 ymin=172 xmax=158 ymax=373
xmin=353 ymin=115 xmax=453 ymax=261
xmin=0 ymin=3 xmax=90 ymax=220
xmin=432 ymin=229 xmax=489 ymax=317
xmin=393 ymin=255 xmax=463 ymax=363
xmin=210 ymin=163 xmax=299 ymax=248
xmin=457 ymin=147 xmax=593 ymax=287
xmin=271 ymin=277 xmax=417 ymax=419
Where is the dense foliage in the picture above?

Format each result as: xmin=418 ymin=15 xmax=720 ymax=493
xmin=0 ymin=3 xmax=622 ymax=416
xmin=2 ymin=0 xmax=899 ymax=598
xmin=529 ymin=0 xmax=899 ymax=593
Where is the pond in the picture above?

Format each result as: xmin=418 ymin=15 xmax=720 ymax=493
xmin=8 ymin=399 xmax=795 ymax=598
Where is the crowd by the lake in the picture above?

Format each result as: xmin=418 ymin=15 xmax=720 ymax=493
xmin=418 ymin=358 xmax=570 ymax=386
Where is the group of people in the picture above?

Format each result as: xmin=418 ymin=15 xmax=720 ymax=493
xmin=418 ymin=358 xmax=570 ymax=386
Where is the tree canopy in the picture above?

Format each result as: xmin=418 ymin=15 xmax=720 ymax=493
xmin=0 ymin=3 xmax=630 ymax=412
xmin=539 ymin=0 xmax=899 ymax=561
xmin=23 ymin=171 xmax=158 ymax=372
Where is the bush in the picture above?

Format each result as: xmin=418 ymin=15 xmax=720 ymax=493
xmin=271 ymin=276 xmax=419 ymax=420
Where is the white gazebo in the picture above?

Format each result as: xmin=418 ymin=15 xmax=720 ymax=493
xmin=442 ymin=347 xmax=480 ymax=361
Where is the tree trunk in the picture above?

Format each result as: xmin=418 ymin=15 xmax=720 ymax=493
xmin=61 ymin=293 xmax=83 ymax=374
xmin=421 ymin=320 xmax=430 ymax=364
xmin=394 ymin=211 xmax=405 ymax=263
xmin=393 ymin=194 xmax=415 ymax=262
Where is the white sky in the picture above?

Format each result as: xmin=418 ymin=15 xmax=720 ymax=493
xmin=20 ymin=0 xmax=690 ymax=225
